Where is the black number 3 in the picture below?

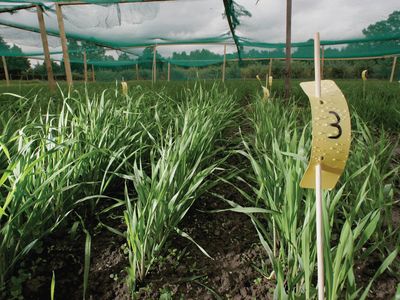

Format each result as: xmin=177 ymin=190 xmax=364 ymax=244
xmin=328 ymin=111 xmax=342 ymax=139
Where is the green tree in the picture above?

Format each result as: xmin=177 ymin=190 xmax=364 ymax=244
xmin=0 ymin=37 xmax=30 ymax=78
xmin=363 ymin=10 xmax=400 ymax=37
xmin=138 ymin=47 xmax=163 ymax=70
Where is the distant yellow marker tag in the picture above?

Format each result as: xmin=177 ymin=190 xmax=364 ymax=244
xmin=262 ymin=86 xmax=270 ymax=99
xmin=300 ymin=80 xmax=351 ymax=190
xmin=256 ymin=75 xmax=270 ymax=100
xmin=121 ymin=81 xmax=128 ymax=96
xmin=361 ymin=70 xmax=368 ymax=81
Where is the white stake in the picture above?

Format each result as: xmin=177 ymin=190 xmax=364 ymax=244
xmin=314 ymin=33 xmax=321 ymax=98
xmin=314 ymin=32 xmax=324 ymax=300
xmin=315 ymin=164 xmax=324 ymax=300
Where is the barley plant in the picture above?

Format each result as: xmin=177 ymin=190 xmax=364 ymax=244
xmin=0 ymin=80 xmax=398 ymax=299
xmin=121 ymin=84 xmax=238 ymax=291
xmin=0 ymin=85 xmax=175 ymax=290
xmin=235 ymin=96 xmax=399 ymax=299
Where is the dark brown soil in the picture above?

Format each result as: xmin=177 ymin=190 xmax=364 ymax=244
xmin=355 ymin=249 xmax=399 ymax=300
xmin=134 ymin=182 xmax=274 ymax=300
xmin=18 ymin=180 xmax=274 ymax=300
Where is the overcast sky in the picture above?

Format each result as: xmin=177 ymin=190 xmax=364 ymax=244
xmin=0 ymin=0 xmax=398 ymax=61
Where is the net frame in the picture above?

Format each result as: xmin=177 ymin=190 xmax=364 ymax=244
xmin=0 ymin=0 xmax=398 ymax=82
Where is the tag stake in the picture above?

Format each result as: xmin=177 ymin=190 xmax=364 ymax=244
xmin=314 ymin=32 xmax=325 ymax=300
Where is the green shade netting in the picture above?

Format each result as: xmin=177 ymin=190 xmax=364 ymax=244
xmin=0 ymin=0 xmax=398 ymax=68
xmin=233 ymin=0 xmax=399 ymax=59
xmin=0 ymin=1 xmax=233 ymax=47
xmin=0 ymin=3 xmax=35 ymax=13
xmin=61 ymin=45 xmax=240 ymax=68
xmin=0 ymin=0 xmax=155 ymax=3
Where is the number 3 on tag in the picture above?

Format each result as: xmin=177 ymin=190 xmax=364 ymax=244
xmin=300 ymin=80 xmax=351 ymax=190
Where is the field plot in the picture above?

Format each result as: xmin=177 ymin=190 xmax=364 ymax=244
xmin=0 ymin=80 xmax=399 ymax=299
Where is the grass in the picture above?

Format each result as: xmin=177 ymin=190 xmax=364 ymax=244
xmin=0 ymin=79 xmax=398 ymax=298
xmin=0 ymin=84 xmax=172 ymax=289
xmin=234 ymin=95 xmax=399 ymax=299
xmin=122 ymin=85 xmax=238 ymax=291
xmin=1 ymin=79 xmax=399 ymax=130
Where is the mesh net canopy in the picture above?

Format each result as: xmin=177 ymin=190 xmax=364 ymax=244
xmin=0 ymin=0 xmax=398 ymax=70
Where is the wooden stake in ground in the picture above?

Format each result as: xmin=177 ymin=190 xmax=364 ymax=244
xmin=36 ymin=5 xmax=55 ymax=91
xmin=136 ymin=63 xmax=139 ymax=80
xmin=300 ymin=33 xmax=351 ymax=300
xmin=1 ymin=56 xmax=10 ymax=86
xmin=222 ymin=44 xmax=227 ymax=82
xmin=390 ymin=56 xmax=397 ymax=82
xmin=313 ymin=32 xmax=324 ymax=300
xmin=91 ymin=64 xmax=95 ymax=82
xmin=321 ymin=46 xmax=325 ymax=80
xmin=285 ymin=0 xmax=292 ymax=98
xmin=152 ymin=46 xmax=157 ymax=83
xmin=83 ymin=50 xmax=88 ymax=83
xmin=55 ymin=3 xmax=73 ymax=86
xmin=168 ymin=62 xmax=171 ymax=82
xmin=268 ymin=58 xmax=273 ymax=80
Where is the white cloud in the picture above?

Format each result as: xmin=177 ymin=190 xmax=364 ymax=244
xmin=236 ymin=0 xmax=399 ymax=42
xmin=0 ymin=0 xmax=398 ymax=56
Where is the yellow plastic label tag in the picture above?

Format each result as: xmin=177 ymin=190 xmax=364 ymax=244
xmin=361 ymin=70 xmax=368 ymax=81
xmin=268 ymin=76 xmax=273 ymax=88
xmin=256 ymin=75 xmax=270 ymax=100
xmin=262 ymin=86 xmax=270 ymax=99
xmin=121 ymin=81 xmax=128 ymax=96
xmin=300 ymin=80 xmax=351 ymax=190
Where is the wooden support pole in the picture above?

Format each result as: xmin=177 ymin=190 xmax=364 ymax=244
xmin=314 ymin=33 xmax=321 ymax=98
xmin=1 ymin=56 xmax=9 ymax=86
xmin=91 ymin=64 xmax=95 ymax=82
xmin=390 ymin=56 xmax=397 ymax=82
xmin=37 ymin=5 xmax=55 ymax=91
xmin=55 ymin=3 xmax=73 ymax=86
xmin=152 ymin=46 xmax=157 ymax=83
xmin=321 ymin=46 xmax=325 ymax=80
xmin=168 ymin=62 xmax=171 ymax=82
xmin=136 ymin=63 xmax=139 ymax=80
xmin=284 ymin=0 xmax=292 ymax=99
xmin=267 ymin=58 xmax=273 ymax=87
xmin=83 ymin=50 xmax=88 ymax=82
xmin=222 ymin=44 xmax=227 ymax=82
xmin=268 ymin=58 xmax=273 ymax=79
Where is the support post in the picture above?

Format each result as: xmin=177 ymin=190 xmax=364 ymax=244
xmin=136 ymin=63 xmax=139 ymax=80
xmin=268 ymin=58 xmax=273 ymax=79
xmin=284 ymin=0 xmax=292 ymax=99
xmin=1 ymin=56 xmax=9 ymax=86
xmin=168 ymin=62 xmax=171 ymax=82
xmin=152 ymin=46 xmax=157 ymax=83
xmin=321 ymin=46 xmax=325 ymax=80
xmin=314 ymin=32 xmax=324 ymax=300
xmin=222 ymin=44 xmax=227 ymax=82
xmin=37 ymin=5 xmax=55 ymax=91
xmin=390 ymin=56 xmax=397 ymax=82
xmin=55 ymin=3 xmax=73 ymax=86
xmin=91 ymin=64 xmax=95 ymax=82
xmin=315 ymin=163 xmax=324 ymax=300
xmin=83 ymin=50 xmax=88 ymax=82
